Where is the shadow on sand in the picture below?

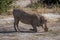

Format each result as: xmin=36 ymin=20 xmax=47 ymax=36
xmin=0 ymin=31 xmax=16 ymax=33
xmin=0 ymin=30 xmax=37 ymax=33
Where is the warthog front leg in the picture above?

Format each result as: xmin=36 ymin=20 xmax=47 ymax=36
xmin=44 ymin=24 xmax=48 ymax=32
xmin=31 ymin=25 xmax=37 ymax=32
xmin=41 ymin=24 xmax=48 ymax=32
xmin=14 ymin=18 xmax=20 ymax=32
xmin=43 ymin=22 xmax=48 ymax=32
xmin=30 ymin=19 xmax=37 ymax=32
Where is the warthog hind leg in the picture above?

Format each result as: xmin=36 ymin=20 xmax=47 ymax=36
xmin=14 ymin=18 xmax=19 ymax=32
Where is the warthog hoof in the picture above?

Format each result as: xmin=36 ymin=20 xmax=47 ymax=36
xmin=15 ymin=30 xmax=18 ymax=32
xmin=44 ymin=28 xmax=48 ymax=32
xmin=30 ymin=29 xmax=37 ymax=32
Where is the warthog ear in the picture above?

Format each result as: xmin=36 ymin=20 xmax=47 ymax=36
xmin=45 ymin=19 xmax=47 ymax=22
xmin=39 ymin=16 xmax=47 ymax=24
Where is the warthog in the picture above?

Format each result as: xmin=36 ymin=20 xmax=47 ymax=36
xmin=13 ymin=8 xmax=48 ymax=32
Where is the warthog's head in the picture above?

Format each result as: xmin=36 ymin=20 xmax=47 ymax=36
xmin=37 ymin=15 xmax=48 ymax=32
xmin=37 ymin=15 xmax=47 ymax=26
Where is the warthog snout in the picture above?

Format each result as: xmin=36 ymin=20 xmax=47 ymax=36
xmin=13 ymin=8 xmax=48 ymax=32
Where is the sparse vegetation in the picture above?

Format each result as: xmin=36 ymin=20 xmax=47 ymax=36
xmin=0 ymin=0 xmax=14 ymax=15
xmin=27 ymin=0 xmax=60 ymax=13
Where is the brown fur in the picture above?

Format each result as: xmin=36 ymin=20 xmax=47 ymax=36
xmin=13 ymin=8 xmax=48 ymax=32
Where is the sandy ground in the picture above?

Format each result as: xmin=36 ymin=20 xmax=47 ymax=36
xmin=0 ymin=13 xmax=60 ymax=40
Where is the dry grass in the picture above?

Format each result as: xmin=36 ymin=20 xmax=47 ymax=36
xmin=19 ymin=7 xmax=60 ymax=14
